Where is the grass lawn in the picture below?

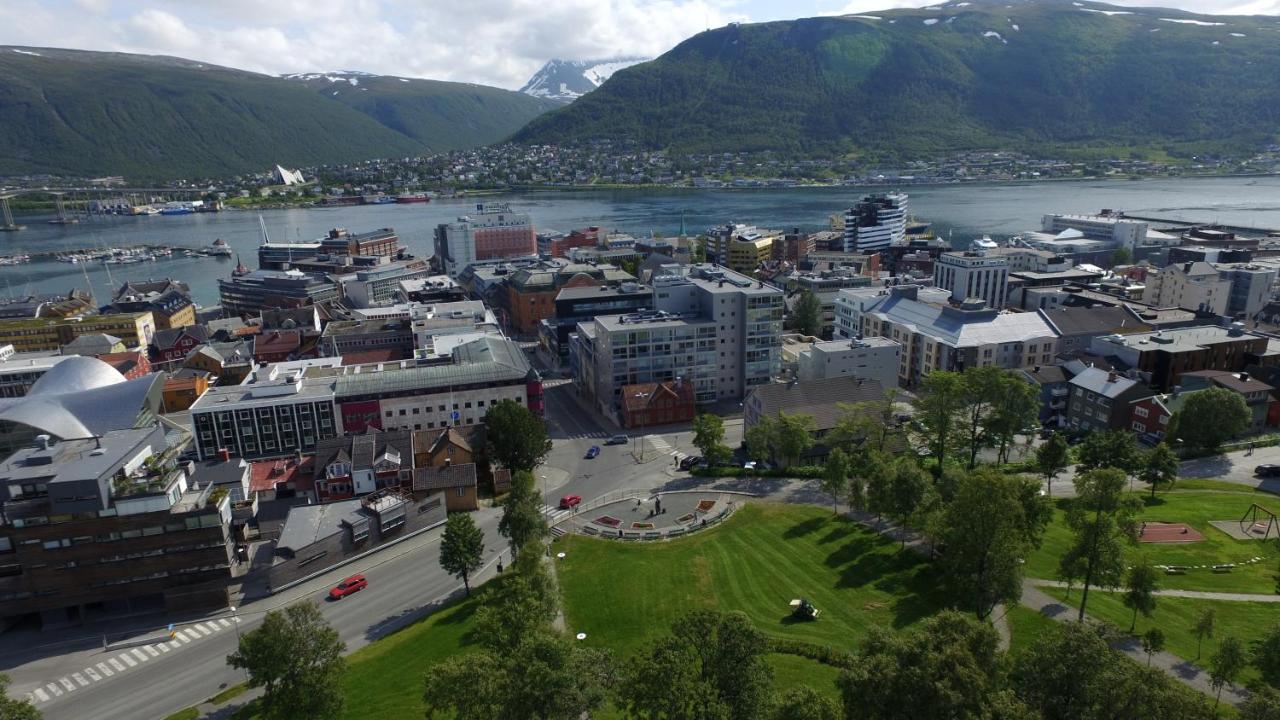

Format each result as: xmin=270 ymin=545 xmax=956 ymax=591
xmin=1041 ymin=586 xmax=1276 ymax=688
xmin=1026 ymin=488 xmax=1280 ymax=594
xmin=1003 ymin=604 xmax=1060 ymax=658
xmin=553 ymin=502 xmax=949 ymax=658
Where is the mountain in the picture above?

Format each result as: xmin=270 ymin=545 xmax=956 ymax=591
xmin=283 ymin=71 xmax=559 ymax=149
xmin=519 ymin=57 xmax=649 ymax=103
xmin=512 ymin=0 xmax=1280 ymax=160
xmin=0 ymin=48 xmax=556 ymax=180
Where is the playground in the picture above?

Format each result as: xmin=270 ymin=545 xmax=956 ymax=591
xmin=1138 ymin=522 xmax=1204 ymax=543
xmin=1209 ymin=502 xmax=1280 ymax=541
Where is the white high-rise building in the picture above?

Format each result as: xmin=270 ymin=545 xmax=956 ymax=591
xmin=933 ymin=244 xmax=1010 ymax=309
xmin=842 ymin=193 xmax=908 ymax=252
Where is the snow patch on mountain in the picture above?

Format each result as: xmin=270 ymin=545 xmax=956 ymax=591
xmin=520 ymin=57 xmax=649 ymax=103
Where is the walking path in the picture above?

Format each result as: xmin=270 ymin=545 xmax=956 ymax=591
xmin=1018 ymin=582 xmax=1249 ymax=705
xmin=1028 ymin=578 xmax=1280 ymax=603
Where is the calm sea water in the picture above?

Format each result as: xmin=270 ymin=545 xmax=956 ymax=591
xmin=8 ymin=175 xmax=1280 ymax=307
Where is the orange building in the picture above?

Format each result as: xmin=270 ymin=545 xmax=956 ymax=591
xmin=162 ymin=374 xmax=210 ymax=412
xmin=504 ymin=262 xmax=635 ymax=335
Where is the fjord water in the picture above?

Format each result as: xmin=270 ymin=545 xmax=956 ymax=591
xmin=8 ymin=176 xmax=1280 ymax=306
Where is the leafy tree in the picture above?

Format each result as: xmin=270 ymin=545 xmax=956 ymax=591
xmin=439 ymin=511 xmax=485 ymax=596
xmin=692 ymin=413 xmax=730 ymax=465
xmin=473 ymin=545 xmax=559 ymax=653
xmin=0 ymin=675 xmax=40 ymax=720
xmin=498 ymin=470 xmax=548 ymax=557
xmin=1111 ymin=247 xmax=1133 ymax=266
xmin=790 ymin=291 xmax=822 ymax=337
xmin=1058 ymin=468 xmax=1142 ymax=622
xmin=1076 ymin=430 xmax=1140 ymax=477
xmin=1176 ymin=386 xmax=1251 ymax=452
xmin=422 ymin=652 xmax=505 ymax=720
xmin=917 ymin=371 xmax=965 ymax=472
xmin=839 ymin=610 xmax=1027 ymax=720
xmin=820 ymin=448 xmax=851 ymax=514
xmin=485 ymin=399 xmax=553 ymax=472
xmin=1241 ymin=686 xmax=1280 ymax=720
xmin=956 ymin=366 xmax=1004 ymax=469
xmin=1211 ymin=636 xmax=1247 ymax=709
xmin=1193 ymin=607 xmax=1216 ymax=660
xmin=772 ymin=412 xmax=814 ymax=467
xmin=621 ymin=610 xmax=773 ymax=720
xmin=887 ymin=459 xmax=929 ymax=549
xmin=771 ymin=687 xmax=840 ymax=720
xmin=1123 ymin=558 xmax=1160 ymax=632
xmin=1035 ymin=434 xmax=1069 ymax=498
xmin=227 ymin=601 xmax=346 ymax=720
xmin=845 ymin=449 xmax=884 ymax=513
xmin=986 ymin=375 xmax=1040 ymax=464
xmin=744 ymin=418 xmax=775 ymax=464
xmin=831 ymin=389 xmax=902 ymax=453
xmin=1139 ymin=443 xmax=1179 ymax=498
xmin=938 ymin=469 xmax=1050 ymax=619
xmin=1142 ymin=627 xmax=1165 ymax=666
xmin=1252 ymin=623 xmax=1280 ymax=689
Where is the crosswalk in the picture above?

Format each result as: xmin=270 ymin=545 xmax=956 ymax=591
xmin=27 ymin=617 xmax=240 ymax=706
xmin=542 ymin=504 xmax=573 ymax=523
xmin=648 ymin=436 xmax=690 ymax=464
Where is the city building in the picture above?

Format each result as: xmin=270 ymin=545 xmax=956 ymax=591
xmin=320 ymin=319 xmax=415 ymax=362
xmin=1040 ymin=212 xmax=1149 ymax=251
xmin=396 ymin=276 xmax=466 ymax=304
xmin=218 ymin=269 xmax=340 ymax=317
xmin=504 ymin=262 xmax=634 ymax=336
xmin=252 ymin=330 xmax=305 ymax=363
xmin=537 ymin=283 xmax=654 ymax=366
xmin=704 ymin=224 xmax=780 ymax=266
xmin=743 ymin=376 xmax=887 ymax=466
xmin=619 ymin=379 xmax=696 ymax=429
xmin=933 ymin=245 xmax=1010 ymax=309
xmin=312 ymin=430 xmax=412 ymax=502
xmin=152 ymin=326 xmax=211 ymax=363
xmin=1036 ymin=305 xmax=1151 ymax=358
xmin=842 ymin=193 xmax=908 ymax=252
xmin=725 ymin=235 xmax=775 ymax=274
xmin=341 ymin=259 xmax=436 ymax=308
xmin=183 ymin=340 xmax=254 ymax=386
xmin=539 ymin=226 xmax=602 ymax=258
xmin=433 ymin=203 xmax=537 ymax=277
xmin=1144 ymin=262 xmax=1231 ymax=314
xmin=1089 ymin=324 xmax=1269 ymax=391
xmin=0 ymin=312 xmax=156 ymax=354
xmin=802 ymin=250 xmax=881 ymax=277
xmin=96 ymin=351 xmax=151 ymax=380
xmin=833 ymin=285 xmax=950 ymax=340
xmin=258 ymin=228 xmax=402 ymax=270
xmin=60 ymin=334 xmax=124 ymax=357
xmin=1019 ymin=364 xmax=1071 ymax=427
xmin=983 ymin=246 xmax=1070 ymax=273
xmin=0 ymin=348 xmax=75 ymax=398
xmin=1127 ymin=388 xmax=1202 ymax=441
xmin=774 ymin=230 xmax=816 ymax=263
xmin=795 ymin=336 xmax=901 ymax=389
xmin=189 ymin=363 xmax=340 ymax=461
xmin=162 ymin=374 xmax=210 ymax=412
xmin=1216 ymin=262 xmax=1280 ymax=320
xmin=106 ymin=280 xmax=196 ymax=331
xmin=0 ymin=290 xmax=94 ymax=320
xmin=1180 ymin=370 xmax=1276 ymax=432
xmin=1065 ymin=367 xmax=1152 ymax=431
xmin=0 ymin=426 xmax=236 ymax=624
xmin=860 ymin=286 xmax=1059 ymax=387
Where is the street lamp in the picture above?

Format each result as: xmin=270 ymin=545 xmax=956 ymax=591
xmin=230 ymin=604 xmax=247 ymax=682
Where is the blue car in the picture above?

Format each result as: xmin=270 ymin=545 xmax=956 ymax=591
xmin=585 ymin=445 xmax=600 ymax=459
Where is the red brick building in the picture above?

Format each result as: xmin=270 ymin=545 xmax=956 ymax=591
xmin=620 ymin=380 xmax=696 ymax=428
xmin=545 ymin=227 xmax=602 ymax=258
xmin=253 ymin=330 xmax=303 ymax=363
xmin=96 ymin=351 xmax=152 ymax=380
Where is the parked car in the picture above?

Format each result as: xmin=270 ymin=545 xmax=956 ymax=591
xmin=678 ymin=455 xmax=704 ymax=471
xmin=328 ymin=574 xmax=368 ymax=600
xmin=1255 ymin=465 xmax=1280 ymax=478
xmin=559 ymin=494 xmax=582 ymax=510
xmin=585 ymin=445 xmax=600 ymax=459
xmin=605 ymin=434 xmax=629 ymax=446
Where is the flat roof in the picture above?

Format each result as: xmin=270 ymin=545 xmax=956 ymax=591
xmin=0 ymin=427 xmax=161 ymax=485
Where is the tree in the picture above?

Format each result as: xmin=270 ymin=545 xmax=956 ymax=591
xmin=887 ymin=459 xmax=929 ymax=549
xmin=956 ymin=366 xmax=1005 ymax=469
xmin=1111 ymin=247 xmax=1133 ymax=266
xmin=917 ymin=371 xmax=965 ymax=472
xmin=772 ymin=687 xmax=839 ymax=720
xmin=1252 ymin=623 xmax=1280 ymax=689
xmin=1139 ymin=443 xmax=1179 ymax=498
xmin=820 ymin=448 xmax=851 ymax=514
xmin=485 ymin=399 xmax=553 ymax=473
xmin=1123 ymin=558 xmax=1160 ymax=632
xmin=1035 ymin=434 xmax=1069 ymax=498
xmin=1177 ymin=386 xmax=1251 ymax=453
xmin=1058 ymin=468 xmax=1142 ymax=622
xmin=1076 ymin=430 xmax=1140 ymax=477
xmin=621 ymin=610 xmax=773 ymax=720
xmin=1142 ymin=627 xmax=1165 ymax=666
xmin=1211 ymin=636 xmax=1247 ymax=709
xmin=1241 ymin=686 xmax=1280 ymax=720
xmin=692 ymin=413 xmax=729 ymax=465
xmin=839 ymin=610 xmax=1028 ymax=720
xmin=498 ymin=470 xmax=548 ymax=557
xmin=0 ymin=675 xmax=40 ymax=720
xmin=831 ymin=389 xmax=902 ymax=453
xmin=986 ymin=376 xmax=1040 ymax=464
xmin=1193 ymin=607 xmax=1216 ymax=660
xmin=473 ymin=547 xmax=560 ymax=654
xmin=790 ymin=290 xmax=822 ymax=337
xmin=938 ymin=469 xmax=1050 ymax=619
xmin=744 ymin=418 xmax=775 ymax=464
xmin=439 ymin=512 xmax=485 ymax=596
xmin=227 ymin=601 xmax=346 ymax=720
xmin=772 ymin=412 xmax=814 ymax=467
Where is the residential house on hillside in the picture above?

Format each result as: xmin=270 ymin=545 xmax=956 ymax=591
xmin=1128 ymin=388 xmax=1204 ymax=443
xmin=1180 ymin=370 xmax=1277 ymax=432
xmin=1020 ymin=364 xmax=1071 ymax=427
xmin=153 ymin=325 xmax=210 ymax=363
xmin=1065 ymin=367 xmax=1152 ymax=432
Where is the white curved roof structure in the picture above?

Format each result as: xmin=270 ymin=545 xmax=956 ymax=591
xmin=0 ymin=356 xmax=162 ymax=440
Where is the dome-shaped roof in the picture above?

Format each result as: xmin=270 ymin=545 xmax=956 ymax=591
xmin=29 ymin=356 xmax=125 ymax=396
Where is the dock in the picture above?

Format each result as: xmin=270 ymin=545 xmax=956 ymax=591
xmin=1120 ymin=213 xmax=1280 ymax=237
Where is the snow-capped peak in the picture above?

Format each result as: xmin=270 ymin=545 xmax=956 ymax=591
xmin=519 ymin=57 xmax=649 ymax=103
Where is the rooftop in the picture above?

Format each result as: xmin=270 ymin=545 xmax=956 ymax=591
xmin=1097 ymin=325 xmax=1257 ymax=353
xmin=868 ymin=294 xmax=1057 ymax=347
xmin=1068 ymin=366 xmax=1144 ymax=398
xmin=748 ymin=377 xmax=886 ymax=432
xmin=0 ymin=426 xmax=163 ymax=487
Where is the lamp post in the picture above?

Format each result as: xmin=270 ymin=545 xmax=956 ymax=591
xmin=229 ymin=604 xmax=246 ymax=682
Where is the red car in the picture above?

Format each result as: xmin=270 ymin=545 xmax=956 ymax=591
xmin=328 ymin=574 xmax=367 ymax=599
xmin=559 ymin=494 xmax=582 ymax=510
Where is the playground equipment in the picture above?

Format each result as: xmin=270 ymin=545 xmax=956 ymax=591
xmin=1239 ymin=503 xmax=1279 ymax=542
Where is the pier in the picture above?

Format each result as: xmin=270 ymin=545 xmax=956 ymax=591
xmin=1120 ymin=213 xmax=1280 ymax=237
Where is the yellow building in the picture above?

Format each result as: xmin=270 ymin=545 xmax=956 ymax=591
xmin=726 ymin=237 xmax=775 ymax=274
xmin=0 ymin=312 xmax=156 ymax=353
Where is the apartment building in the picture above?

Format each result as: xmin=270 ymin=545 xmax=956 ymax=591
xmin=1065 ymin=367 xmax=1152 ymax=431
xmin=933 ymin=247 xmax=1010 ymax=309
xmin=795 ymin=336 xmax=901 ymax=389
xmin=433 ymin=203 xmax=537 ymax=277
xmin=833 ymin=285 xmax=950 ymax=340
xmin=504 ymin=262 xmax=634 ymax=335
xmin=1144 ymin=262 xmax=1231 ymax=314
xmin=189 ymin=364 xmax=340 ymax=461
xmin=537 ymin=283 xmax=654 ymax=365
xmin=1089 ymin=324 xmax=1269 ymax=391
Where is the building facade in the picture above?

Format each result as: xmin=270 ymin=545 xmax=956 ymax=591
xmin=933 ymin=247 xmax=1009 ymax=309
xmin=433 ymin=203 xmax=537 ymax=277
xmin=189 ymin=364 xmax=340 ymax=461
xmin=842 ymin=193 xmax=908 ymax=252
xmin=795 ymin=337 xmax=901 ymax=389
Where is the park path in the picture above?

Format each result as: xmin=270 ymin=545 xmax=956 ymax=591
xmin=1019 ymin=581 xmax=1249 ymax=705
xmin=1027 ymin=578 xmax=1280 ymax=603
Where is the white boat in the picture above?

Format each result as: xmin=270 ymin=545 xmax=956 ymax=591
xmin=209 ymin=238 xmax=233 ymax=257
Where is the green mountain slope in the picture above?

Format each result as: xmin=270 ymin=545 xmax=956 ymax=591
xmin=286 ymin=72 xmax=560 ymax=152
xmin=512 ymin=0 xmax=1280 ymax=159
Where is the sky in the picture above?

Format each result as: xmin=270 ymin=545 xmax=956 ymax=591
xmin=1 ymin=0 xmax=1276 ymax=90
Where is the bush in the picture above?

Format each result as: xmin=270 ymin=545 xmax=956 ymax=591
xmin=767 ymin=637 xmax=856 ymax=669
xmin=690 ymin=465 xmax=825 ymax=479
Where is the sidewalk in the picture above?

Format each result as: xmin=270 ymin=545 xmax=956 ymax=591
xmin=1029 ymin=578 xmax=1280 ymax=603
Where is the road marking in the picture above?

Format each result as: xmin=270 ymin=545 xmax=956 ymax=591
xmin=59 ymin=678 xmax=75 ymax=692
xmin=46 ymin=683 xmax=61 ymax=697
xmin=203 ymin=621 xmax=220 ymax=633
xmin=32 ymin=688 xmax=48 ymax=703
xmin=130 ymin=649 xmax=148 ymax=662
xmin=231 ymin=616 xmax=241 ymax=623
xmin=143 ymin=645 xmax=159 ymax=657
xmin=218 ymin=618 xmax=231 ymax=628
xmin=158 ymin=642 xmax=170 ymax=653
xmin=175 ymin=631 xmax=192 ymax=643
xmin=83 ymin=668 xmax=101 ymax=682
xmin=72 ymin=673 xmax=88 ymax=687
xmin=169 ymin=639 xmax=182 ymax=649
xmin=119 ymin=653 xmax=137 ymax=668
xmin=194 ymin=624 xmax=212 ymax=636
xmin=96 ymin=663 xmax=113 ymax=677
xmin=108 ymin=658 xmax=126 ymax=672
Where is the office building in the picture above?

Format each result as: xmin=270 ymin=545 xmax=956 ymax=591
xmin=1144 ymin=262 xmax=1231 ymax=314
xmin=0 ymin=312 xmax=156 ymax=354
xmin=539 ymin=226 xmax=602 ymax=258
xmin=189 ymin=364 xmax=340 ymax=461
xmin=704 ymin=224 xmax=780 ymax=266
xmin=833 ymin=285 xmax=950 ymax=340
xmin=433 ymin=203 xmax=537 ymax=277
xmin=218 ymin=269 xmax=340 ymax=317
xmin=537 ymin=283 xmax=654 ymax=365
xmin=258 ymin=227 xmax=402 ymax=270
xmin=1216 ymin=262 xmax=1280 ymax=319
xmin=504 ymin=262 xmax=634 ymax=335
xmin=842 ymin=193 xmax=908 ymax=252
xmin=341 ymin=259 xmax=435 ymax=308
xmin=933 ymin=244 xmax=1009 ymax=309
xmin=1090 ymin=324 xmax=1269 ymax=391
xmin=795 ymin=336 xmax=901 ymax=389
xmin=1040 ymin=212 xmax=1149 ymax=251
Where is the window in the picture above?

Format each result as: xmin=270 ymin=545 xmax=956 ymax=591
xmin=456 ymin=487 xmax=466 ymax=497
xmin=1134 ymin=406 xmax=1149 ymax=418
